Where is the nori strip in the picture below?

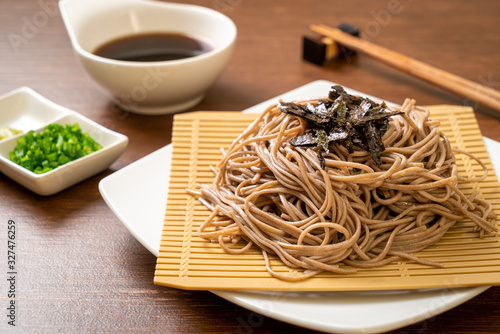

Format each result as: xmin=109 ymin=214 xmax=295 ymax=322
xmin=279 ymin=85 xmax=403 ymax=167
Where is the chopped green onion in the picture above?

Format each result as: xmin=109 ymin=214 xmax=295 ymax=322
xmin=9 ymin=123 xmax=102 ymax=174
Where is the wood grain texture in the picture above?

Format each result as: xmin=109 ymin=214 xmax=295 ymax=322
xmin=310 ymin=24 xmax=500 ymax=113
xmin=1 ymin=0 xmax=500 ymax=333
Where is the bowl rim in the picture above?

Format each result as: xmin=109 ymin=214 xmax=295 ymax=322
xmin=59 ymin=0 xmax=238 ymax=68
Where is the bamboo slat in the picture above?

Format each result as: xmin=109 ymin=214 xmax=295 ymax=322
xmin=154 ymin=106 xmax=500 ymax=291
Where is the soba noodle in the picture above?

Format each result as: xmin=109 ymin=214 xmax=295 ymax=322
xmin=189 ymin=97 xmax=498 ymax=281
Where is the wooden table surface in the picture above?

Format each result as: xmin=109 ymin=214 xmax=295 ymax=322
xmin=1 ymin=0 xmax=500 ymax=333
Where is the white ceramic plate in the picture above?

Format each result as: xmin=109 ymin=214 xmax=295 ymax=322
xmin=0 ymin=87 xmax=128 ymax=195
xmin=99 ymin=80 xmax=497 ymax=333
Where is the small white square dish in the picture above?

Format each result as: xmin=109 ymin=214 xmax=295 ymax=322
xmin=0 ymin=87 xmax=128 ymax=195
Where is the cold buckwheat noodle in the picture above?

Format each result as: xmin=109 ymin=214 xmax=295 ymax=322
xmin=188 ymin=97 xmax=498 ymax=281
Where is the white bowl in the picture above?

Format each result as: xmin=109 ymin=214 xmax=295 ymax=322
xmin=59 ymin=0 xmax=237 ymax=115
xmin=0 ymin=87 xmax=128 ymax=196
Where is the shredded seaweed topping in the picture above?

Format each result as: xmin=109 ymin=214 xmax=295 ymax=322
xmin=278 ymin=85 xmax=403 ymax=167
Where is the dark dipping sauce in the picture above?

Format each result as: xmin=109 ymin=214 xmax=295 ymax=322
xmin=93 ymin=32 xmax=214 ymax=62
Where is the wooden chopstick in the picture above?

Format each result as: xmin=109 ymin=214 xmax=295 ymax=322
xmin=310 ymin=24 xmax=500 ymax=113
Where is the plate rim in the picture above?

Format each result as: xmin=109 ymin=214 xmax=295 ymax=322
xmin=99 ymin=80 xmax=492 ymax=333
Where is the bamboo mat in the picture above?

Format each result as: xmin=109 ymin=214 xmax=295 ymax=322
xmin=154 ymin=106 xmax=500 ymax=291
